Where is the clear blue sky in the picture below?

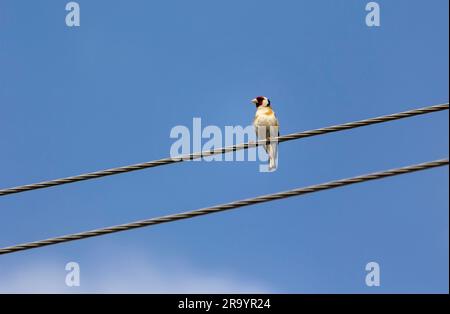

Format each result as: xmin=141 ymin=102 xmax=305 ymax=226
xmin=0 ymin=0 xmax=448 ymax=293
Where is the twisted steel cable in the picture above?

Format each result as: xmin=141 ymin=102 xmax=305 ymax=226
xmin=0 ymin=102 xmax=448 ymax=197
xmin=0 ymin=158 xmax=447 ymax=255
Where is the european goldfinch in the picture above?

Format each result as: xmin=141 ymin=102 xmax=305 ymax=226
xmin=251 ymin=96 xmax=279 ymax=171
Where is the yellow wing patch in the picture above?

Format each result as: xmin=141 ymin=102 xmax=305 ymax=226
xmin=264 ymin=108 xmax=274 ymax=116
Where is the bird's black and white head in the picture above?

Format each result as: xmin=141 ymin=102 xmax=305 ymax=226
xmin=251 ymin=96 xmax=271 ymax=108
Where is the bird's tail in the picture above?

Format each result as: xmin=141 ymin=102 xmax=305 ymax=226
xmin=267 ymin=142 xmax=278 ymax=171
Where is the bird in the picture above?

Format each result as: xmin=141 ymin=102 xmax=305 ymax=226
xmin=251 ymin=96 xmax=279 ymax=171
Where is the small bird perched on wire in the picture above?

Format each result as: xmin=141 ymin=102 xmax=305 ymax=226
xmin=251 ymin=96 xmax=279 ymax=171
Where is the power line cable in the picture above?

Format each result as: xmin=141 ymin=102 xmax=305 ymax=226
xmin=0 ymin=158 xmax=447 ymax=255
xmin=0 ymin=103 xmax=447 ymax=197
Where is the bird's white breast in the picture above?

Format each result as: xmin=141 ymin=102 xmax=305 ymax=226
xmin=254 ymin=107 xmax=278 ymax=127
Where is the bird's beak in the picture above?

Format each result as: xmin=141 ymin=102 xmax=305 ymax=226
xmin=251 ymin=98 xmax=257 ymax=105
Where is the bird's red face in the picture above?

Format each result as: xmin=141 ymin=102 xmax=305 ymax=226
xmin=251 ymin=96 xmax=270 ymax=107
